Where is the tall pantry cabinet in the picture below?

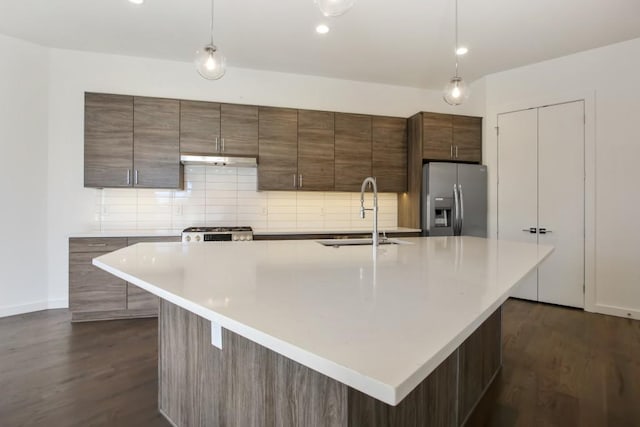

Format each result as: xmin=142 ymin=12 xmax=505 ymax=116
xmin=497 ymin=101 xmax=585 ymax=308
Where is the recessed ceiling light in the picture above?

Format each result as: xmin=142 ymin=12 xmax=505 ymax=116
xmin=456 ymin=46 xmax=468 ymax=56
xmin=129 ymin=0 xmax=144 ymax=4
xmin=316 ymin=24 xmax=330 ymax=35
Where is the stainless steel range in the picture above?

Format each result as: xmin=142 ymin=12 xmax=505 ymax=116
xmin=181 ymin=226 xmax=253 ymax=242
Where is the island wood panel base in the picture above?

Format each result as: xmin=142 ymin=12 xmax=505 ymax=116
xmin=158 ymin=300 xmax=502 ymax=427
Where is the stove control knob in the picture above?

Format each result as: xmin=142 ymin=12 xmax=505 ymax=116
xmin=195 ymin=235 xmax=201 ymax=242
xmin=247 ymin=235 xmax=253 ymax=241
xmin=232 ymin=235 xmax=238 ymax=241
xmin=185 ymin=235 xmax=191 ymax=242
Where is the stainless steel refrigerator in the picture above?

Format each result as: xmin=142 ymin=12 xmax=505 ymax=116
xmin=421 ymin=163 xmax=487 ymax=237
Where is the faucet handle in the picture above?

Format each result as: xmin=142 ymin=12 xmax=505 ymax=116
xmin=360 ymin=207 xmax=366 ymax=219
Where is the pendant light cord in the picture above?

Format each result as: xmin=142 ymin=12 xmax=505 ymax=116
xmin=454 ymin=0 xmax=459 ymax=77
xmin=210 ymin=0 xmax=215 ymax=46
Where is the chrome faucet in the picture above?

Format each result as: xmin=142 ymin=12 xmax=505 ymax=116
xmin=360 ymin=177 xmax=379 ymax=247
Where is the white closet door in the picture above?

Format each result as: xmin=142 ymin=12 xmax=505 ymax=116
xmin=538 ymin=101 xmax=585 ymax=308
xmin=497 ymin=109 xmax=539 ymax=301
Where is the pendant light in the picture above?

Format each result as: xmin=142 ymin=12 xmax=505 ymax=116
xmin=315 ymin=0 xmax=356 ymax=17
xmin=194 ymin=0 xmax=226 ymax=80
xmin=443 ymin=0 xmax=469 ymax=105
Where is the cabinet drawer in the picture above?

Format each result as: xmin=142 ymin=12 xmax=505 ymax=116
xmin=69 ymin=237 xmax=128 ymax=253
xmin=127 ymin=236 xmax=181 ymax=245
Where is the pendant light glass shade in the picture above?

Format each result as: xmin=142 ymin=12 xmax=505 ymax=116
xmin=195 ymin=45 xmax=226 ymax=80
xmin=195 ymin=0 xmax=226 ymax=80
xmin=443 ymin=76 xmax=469 ymax=106
xmin=315 ymin=0 xmax=356 ymax=17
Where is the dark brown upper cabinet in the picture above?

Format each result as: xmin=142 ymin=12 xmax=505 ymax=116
xmin=179 ymin=100 xmax=221 ymax=155
xmin=421 ymin=112 xmax=482 ymax=163
xmin=84 ymin=93 xmax=134 ymax=188
xmin=297 ymin=110 xmax=335 ymax=191
xmin=453 ymin=115 xmax=482 ymax=163
xmin=334 ymin=113 xmax=372 ymax=192
xmin=258 ymin=107 xmax=298 ymax=191
xmin=220 ymin=104 xmax=259 ymax=156
xmin=372 ymin=116 xmax=407 ymax=192
xmin=423 ymin=112 xmax=454 ymax=161
xmin=179 ymin=102 xmax=258 ymax=157
xmin=133 ymin=97 xmax=182 ymax=189
xmin=84 ymin=93 xmax=182 ymax=189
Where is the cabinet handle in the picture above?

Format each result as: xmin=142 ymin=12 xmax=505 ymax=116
xmin=522 ymin=227 xmax=537 ymax=234
xmin=455 ymin=146 xmax=459 ymax=158
xmin=293 ymin=174 xmax=297 ymax=188
xmin=88 ymin=243 xmax=107 ymax=247
xmin=126 ymin=169 xmax=131 ymax=185
xmin=215 ymin=137 xmax=219 ymax=152
xmin=134 ymin=170 xmax=139 ymax=185
xmin=450 ymin=146 xmax=453 ymax=158
xmin=221 ymin=138 xmax=225 ymax=152
xmin=299 ymin=174 xmax=303 ymax=188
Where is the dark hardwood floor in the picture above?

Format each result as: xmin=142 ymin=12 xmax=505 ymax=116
xmin=467 ymin=299 xmax=640 ymax=427
xmin=0 ymin=299 xmax=638 ymax=427
xmin=0 ymin=310 xmax=169 ymax=427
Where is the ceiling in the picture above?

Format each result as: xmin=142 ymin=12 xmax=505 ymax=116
xmin=1 ymin=0 xmax=639 ymax=89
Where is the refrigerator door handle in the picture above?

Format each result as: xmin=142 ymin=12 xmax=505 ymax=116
xmin=459 ymin=184 xmax=464 ymax=234
xmin=453 ymin=184 xmax=460 ymax=235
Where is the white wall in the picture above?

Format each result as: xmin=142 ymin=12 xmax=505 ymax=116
xmin=46 ymin=48 xmax=485 ymax=309
xmin=0 ymin=35 xmax=50 ymax=316
xmin=483 ymin=37 xmax=640 ymax=318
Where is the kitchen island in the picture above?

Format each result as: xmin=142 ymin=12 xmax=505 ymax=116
xmin=94 ymin=236 xmax=552 ymax=426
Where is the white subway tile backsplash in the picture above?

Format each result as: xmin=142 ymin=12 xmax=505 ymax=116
xmin=94 ymin=166 xmax=398 ymax=232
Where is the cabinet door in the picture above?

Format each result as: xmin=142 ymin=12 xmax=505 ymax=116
xmin=84 ymin=93 xmax=133 ymax=188
xmin=126 ymin=236 xmax=180 ymax=311
xmin=258 ymin=107 xmax=298 ymax=190
xmin=127 ymin=283 xmax=158 ymax=310
xmin=69 ymin=251 xmax=127 ymax=313
xmin=537 ymin=101 xmax=585 ymax=308
xmin=372 ymin=116 xmax=407 ymax=192
xmin=422 ymin=112 xmax=453 ymax=161
xmin=220 ymin=104 xmax=259 ymax=156
xmin=453 ymin=116 xmax=482 ymax=162
xmin=180 ymin=100 xmax=220 ymax=155
xmin=298 ymin=110 xmax=335 ymax=191
xmin=335 ymin=113 xmax=372 ymax=192
xmin=133 ymin=97 xmax=182 ymax=189
xmin=497 ymin=109 xmax=539 ymax=301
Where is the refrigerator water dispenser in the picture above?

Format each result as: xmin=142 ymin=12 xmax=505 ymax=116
xmin=433 ymin=197 xmax=453 ymax=228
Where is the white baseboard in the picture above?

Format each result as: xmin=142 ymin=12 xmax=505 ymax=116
xmin=0 ymin=301 xmax=50 ymax=318
xmin=589 ymin=303 xmax=640 ymax=320
xmin=47 ymin=298 xmax=68 ymax=310
xmin=0 ymin=299 xmax=69 ymax=318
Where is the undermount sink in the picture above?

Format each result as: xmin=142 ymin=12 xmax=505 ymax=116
xmin=316 ymin=237 xmax=411 ymax=247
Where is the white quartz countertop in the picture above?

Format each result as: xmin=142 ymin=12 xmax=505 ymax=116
xmin=252 ymin=227 xmax=421 ymax=235
xmin=94 ymin=236 xmax=552 ymax=405
xmin=69 ymin=227 xmax=421 ymax=238
xmin=69 ymin=229 xmax=183 ymax=238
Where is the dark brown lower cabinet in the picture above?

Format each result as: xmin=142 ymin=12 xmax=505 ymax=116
xmin=159 ymin=301 xmax=502 ymax=427
xmin=69 ymin=236 xmax=179 ymax=322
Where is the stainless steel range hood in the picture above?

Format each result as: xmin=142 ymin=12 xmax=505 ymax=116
xmin=180 ymin=154 xmax=257 ymax=168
